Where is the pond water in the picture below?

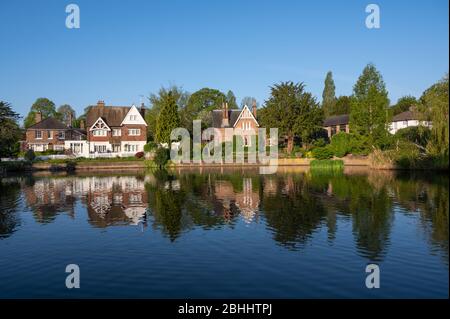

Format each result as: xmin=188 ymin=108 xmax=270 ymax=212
xmin=0 ymin=167 xmax=448 ymax=298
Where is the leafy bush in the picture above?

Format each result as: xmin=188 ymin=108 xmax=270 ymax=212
xmin=348 ymin=134 xmax=371 ymax=155
xmin=330 ymin=132 xmax=351 ymax=158
xmin=154 ymin=147 xmax=170 ymax=168
xmin=312 ymin=146 xmax=334 ymax=160
xmin=395 ymin=126 xmax=431 ymax=147
xmin=313 ymin=138 xmax=327 ymax=148
xmin=24 ymin=149 xmax=36 ymax=162
xmin=135 ymin=151 xmax=144 ymax=159
xmin=144 ymin=142 xmax=158 ymax=152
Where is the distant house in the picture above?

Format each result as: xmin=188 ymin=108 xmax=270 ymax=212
xmin=25 ymin=112 xmax=87 ymax=155
xmin=211 ymin=101 xmax=259 ymax=146
xmin=323 ymin=111 xmax=431 ymax=138
xmin=85 ymin=101 xmax=147 ymax=156
xmin=323 ymin=114 xmax=350 ymax=138
xmin=389 ymin=110 xmax=431 ymax=134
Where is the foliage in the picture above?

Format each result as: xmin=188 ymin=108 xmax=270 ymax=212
xmin=226 ymin=90 xmax=238 ymax=109
xmin=56 ymin=104 xmax=76 ymax=126
xmin=155 ymin=91 xmax=181 ymax=144
xmin=24 ymin=149 xmax=36 ymax=162
xmin=312 ymin=146 xmax=334 ymax=160
xmin=144 ymin=142 xmax=158 ymax=152
xmin=390 ymin=95 xmax=417 ymax=116
xmin=259 ymin=81 xmax=324 ymax=153
xmin=330 ymin=132 xmax=351 ymax=157
xmin=146 ymin=85 xmax=189 ymax=141
xmin=394 ymin=126 xmax=431 ymax=148
xmin=347 ymin=133 xmax=371 ymax=155
xmin=135 ymin=151 xmax=144 ymax=159
xmin=0 ymin=101 xmax=22 ymax=158
xmin=350 ymin=64 xmax=390 ymax=148
xmin=322 ymin=71 xmax=336 ymax=117
xmin=154 ymin=147 xmax=170 ymax=168
xmin=23 ymin=97 xmax=57 ymax=128
xmin=313 ymin=137 xmax=327 ymax=148
xmin=182 ymin=88 xmax=226 ymax=130
xmin=333 ymin=96 xmax=351 ymax=115
xmin=419 ymin=74 xmax=449 ymax=157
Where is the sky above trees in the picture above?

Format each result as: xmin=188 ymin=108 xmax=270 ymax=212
xmin=0 ymin=0 xmax=448 ymax=121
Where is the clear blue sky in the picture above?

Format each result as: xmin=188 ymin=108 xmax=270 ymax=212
xmin=0 ymin=0 xmax=448 ymax=121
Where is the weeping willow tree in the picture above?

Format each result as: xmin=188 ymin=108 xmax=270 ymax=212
xmin=419 ymin=74 xmax=449 ymax=157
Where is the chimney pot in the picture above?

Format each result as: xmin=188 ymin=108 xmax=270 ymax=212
xmin=97 ymin=100 xmax=105 ymax=107
xmin=252 ymin=100 xmax=257 ymax=118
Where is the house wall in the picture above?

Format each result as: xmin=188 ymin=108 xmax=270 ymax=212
xmin=389 ymin=120 xmax=431 ymax=134
xmin=26 ymin=129 xmax=67 ymax=151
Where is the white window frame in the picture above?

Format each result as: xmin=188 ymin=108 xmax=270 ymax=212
xmin=112 ymin=128 xmax=121 ymax=136
xmin=35 ymin=131 xmax=42 ymax=139
xmin=48 ymin=131 xmax=53 ymax=139
xmin=128 ymin=128 xmax=141 ymax=136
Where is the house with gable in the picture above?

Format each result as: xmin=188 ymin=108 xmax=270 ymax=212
xmin=211 ymin=100 xmax=259 ymax=146
xmin=85 ymin=101 xmax=147 ymax=156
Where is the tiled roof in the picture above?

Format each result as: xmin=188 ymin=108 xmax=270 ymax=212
xmin=86 ymin=106 xmax=131 ymax=127
xmin=27 ymin=117 xmax=68 ymax=130
xmin=392 ymin=111 xmax=418 ymax=122
xmin=323 ymin=114 xmax=349 ymax=126
xmin=212 ymin=109 xmax=243 ymax=128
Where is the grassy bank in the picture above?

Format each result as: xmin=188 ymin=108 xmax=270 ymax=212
xmin=310 ymin=159 xmax=344 ymax=171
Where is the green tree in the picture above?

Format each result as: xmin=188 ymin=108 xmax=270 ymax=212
xmin=147 ymin=86 xmax=189 ymax=141
xmin=155 ymin=91 xmax=181 ymax=144
xmin=56 ymin=104 xmax=76 ymax=126
xmin=333 ymin=96 xmax=351 ymax=115
xmin=226 ymin=90 xmax=238 ymax=109
xmin=183 ymin=88 xmax=226 ymax=130
xmin=419 ymin=74 xmax=449 ymax=156
xmin=322 ymin=71 xmax=336 ymax=117
xmin=259 ymin=81 xmax=323 ymax=153
xmin=0 ymin=101 xmax=22 ymax=158
xmin=350 ymin=64 xmax=390 ymax=148
xmin=390 ymin=95 xmax=417 ymax=116
xmin=23 ymin=97 xmax=57 ymax=128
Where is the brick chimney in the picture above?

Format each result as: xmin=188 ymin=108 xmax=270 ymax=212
xmin=67 ymin=112 xmax=73 ymax=127
xmin=79 ymin=119 xmax=85 ymax=130
xmin=140 ymin=102 xmax=146 ymax=118
xmin=252 ymin=100 xmax=257 ymax=118
xmin=97 ymin=100 xmax=105 ymax=108
xmin=35 ymin=111 xmax=42 ymax=123
xmin=222 ymin=102 xmax=229 ymax=127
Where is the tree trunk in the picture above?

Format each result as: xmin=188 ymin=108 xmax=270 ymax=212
xmin=287 ymin=134 xmax=294 ymax=154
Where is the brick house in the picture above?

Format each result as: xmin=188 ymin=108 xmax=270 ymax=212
xmin=25 ymin=112 xmax=87 ymax=154
xmin=212 ymin=101 xmax=259 ymax=146
xmin=323 ymin=114 xmax=350 ymax=138
xmin=85 ymin=101 xmax=147 ymax=156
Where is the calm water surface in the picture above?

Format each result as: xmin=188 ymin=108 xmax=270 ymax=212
xmin=0 ymin=167 xmax=448 ymax=298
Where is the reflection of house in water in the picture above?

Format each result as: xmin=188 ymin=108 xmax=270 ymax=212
xmin=213 ymin=178 xmax=260 ymax=223
xmin=86 ymin=177 xmax=148 ymax=227
xmin=23 ymin=178 xmax=76 ymax=223
xmin=23 ymin=176 xmax=148 ymax=227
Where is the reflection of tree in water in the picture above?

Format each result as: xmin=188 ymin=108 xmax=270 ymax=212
xmin=0 ymin=178 xmax=22 ymax=238
xmin=261 ymin=174 xmax=327 ymax=250
xmin=308 ymin=171 xmax=394 ymax=262
xmin=389 ymin=172 xmax=449 ymax=263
